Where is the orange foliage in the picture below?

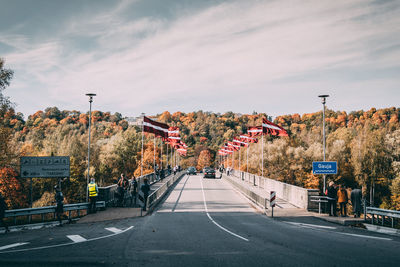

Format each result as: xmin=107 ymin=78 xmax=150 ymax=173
xmin=0 ymin=167 xmax=27 ymax=209
xmin=200 ymin=137 xmax=208 ymax=143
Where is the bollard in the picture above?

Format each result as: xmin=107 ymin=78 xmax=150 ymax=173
xmin=270 ymin=191 xmax=276 ymax=218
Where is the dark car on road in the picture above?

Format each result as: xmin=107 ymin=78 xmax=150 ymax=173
xmin=187 ymin=166 xmax=197 ymax=175
xmin=203 ymin=168 xmax=216 ymax=178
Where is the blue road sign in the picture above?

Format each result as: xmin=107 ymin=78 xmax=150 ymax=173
xmin=313 ymin=161 xmax=337 ymax=175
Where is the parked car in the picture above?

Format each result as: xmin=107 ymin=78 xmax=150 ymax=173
xmin=203 ymin=168 xmax=216 ymax=178
xmin=187 ymin=166 xmax=197 ymax=175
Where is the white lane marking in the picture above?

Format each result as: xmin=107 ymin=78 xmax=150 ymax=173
xmin=285 ymin=221 xmax=337 ymax=230
xmin=0 ymin=226 xmax=134 ymax=254
xmin=200 ymin=177 xmax=249 ymax=242
xmin=67 ymin=235 xmax=87 ymax=243
xmin=338 ymin=232 xmax=392 ymax=241
xmin=0 ymin=242 xmax=29 ymax=251
xmin=105 ymin=227 xmax=122 ymax=234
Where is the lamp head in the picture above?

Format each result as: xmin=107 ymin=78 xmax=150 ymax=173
xmin=318 ymin=94 xmax=329 ymax=104
xmin=85 ymin=93 xmax=96 ymax=103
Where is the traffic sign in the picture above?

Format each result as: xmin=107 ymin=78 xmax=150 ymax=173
xmin=312 ymin=161 xmax=337 ymax=175
xmin=20 ymin=156 xmax=70 ymax=178
xmin=270 ymin=191 xmax=276 ymax=207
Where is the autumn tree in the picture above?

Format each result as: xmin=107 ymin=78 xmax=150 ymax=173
xmin=197 ymin=150 xmax=212 ymax=170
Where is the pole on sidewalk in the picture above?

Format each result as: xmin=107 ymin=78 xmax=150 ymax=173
xmin=262 ymin=134 xmax=264 ymax=177
xmin=141 ymin=113 xmax=145 ymax=177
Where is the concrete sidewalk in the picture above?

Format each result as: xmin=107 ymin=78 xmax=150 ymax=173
xmin=78 ymin=173 xmax=179 ymax=224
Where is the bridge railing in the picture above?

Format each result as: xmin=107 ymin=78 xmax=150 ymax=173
xmin=4 ymin=201 xmax=105 ymax=226
xmin=366 ymin=206 xmax=400 ymax=228
xmin=227 ymin=169 xmax=319 ymax=211
xmin=98 ymin=169 xmax=172 ymax=207
xmin=146 ymin=171 xmax=185 ymax=211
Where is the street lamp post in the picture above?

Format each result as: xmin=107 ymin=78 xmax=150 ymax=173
xmin=85 ymin=93 xmax=96 ymax=202
xmin=318 ymin=94 xmax=329 ymax=194
xmin=141 ymin=113 xmax=145 ymax=177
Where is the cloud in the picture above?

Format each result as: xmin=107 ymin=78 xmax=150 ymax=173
xmin=2 ymin=0 xmax=400 ymax=117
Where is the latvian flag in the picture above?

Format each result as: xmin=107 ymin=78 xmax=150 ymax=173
xmin=143 ymin=116 xmax=169 ymax=138
xmin=168 ymin=127 xmax=181 ymax=143
xmin=177 ymin=148 xmax=187 ymax=156
xmin=227 ymin=141 xmax=240 ymax=151
xmin=218 ymin=150 xmax=227 ymax=156
xmin=262 ymin=118 xmax=289 ymax=136
xmin=233 ymin=137 xmax=248 ymax=147
xmin=247 ymin=126 xmax=263 ymax=137
xmin=240 ymin=134 xmax=258 ymax=143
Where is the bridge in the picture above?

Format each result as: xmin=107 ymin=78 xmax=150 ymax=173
xmin=1 ymin=169 xmax=399 ymax=266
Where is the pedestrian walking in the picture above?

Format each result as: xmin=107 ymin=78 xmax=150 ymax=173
xmin=337 ymin=185 xmax=348 ymax=217
xmin=326 ymin=181 xmax=337 ymax=216
xmin=87 ymin=178 xmax=98 ymax=213
xmin=54 ymin=186 xmax=65 ymax=226
xmin=173 ymin=166 xmax=177 ymax=175
xmin=0 ymin=192 xmax=9 ymax=233
xmin=141 ymin=178 xmax=150 ymax=211
xmin=351 ymin=188 xmax=362 ymax=218
xmin=131 ymin=176 xmax=138 ymax=206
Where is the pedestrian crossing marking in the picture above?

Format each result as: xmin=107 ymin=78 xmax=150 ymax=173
xmin=67 ymin=235 xmax=87 ymax=243
xmin=105 ymin=227 xmax=122 ymax=234
xmin=0 ymin=242 xmax=29 ymax=251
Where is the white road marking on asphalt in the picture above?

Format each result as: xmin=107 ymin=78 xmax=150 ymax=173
xmin=67 ymin=235 xmax=87 ymax=243
xmin=284 ymin=221 xmax=337 ymax=230
xmin=200 ymin=177 xmax=249 ymax=242
xmin=338 ymin=232 xmax=392 ymax=241
xmin=0 ymin=226 xmax=134 ymax=254
xmin=105 ymin=227 xmax=122 ymax=234
xmin=0 ymin=242 xmax=29 ymax=251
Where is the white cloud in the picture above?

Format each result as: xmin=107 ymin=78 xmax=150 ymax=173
xmin=2 ymin=0 xmax=400 ymax=117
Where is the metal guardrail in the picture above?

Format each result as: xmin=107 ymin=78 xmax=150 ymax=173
xmin=366 ymin=206 xmax=400 ymax=228
xmin=310 ymin=196 xmax=333 ymax=214
xmin=4 ymin=201 xmax=105 ymax=225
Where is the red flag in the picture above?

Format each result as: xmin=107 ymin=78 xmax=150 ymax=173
xmin=247 ymin=126 xmax=263 ymax=137
xmin=240 ymin=134 xmax=258 ymax=143
xmin=233 ymin=138 xmax=248 ymax=147
xmin=143 ymin=116 xmax=169 ymax=138
xmin=227 ymin=141 xmax=240 ymax=151
xmin=262 ymin=118 xmax=289 ymax=136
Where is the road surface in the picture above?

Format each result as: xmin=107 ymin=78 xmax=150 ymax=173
xmin=1 ymin=174 xmax=399 ymax=266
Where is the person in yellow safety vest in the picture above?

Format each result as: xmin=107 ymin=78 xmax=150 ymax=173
xmin=87 ymin=178 xmax=98 ymax=214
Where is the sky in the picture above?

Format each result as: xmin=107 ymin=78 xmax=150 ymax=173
xmin=0 ymin=0 xmax=399 ymax=119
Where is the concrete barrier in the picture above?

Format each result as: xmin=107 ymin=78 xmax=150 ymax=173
xmin=231 ymin=171 xmax=319 ymax=211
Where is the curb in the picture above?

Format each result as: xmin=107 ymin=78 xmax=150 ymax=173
xmin=0 ymin=218 xmax=79 ymax=234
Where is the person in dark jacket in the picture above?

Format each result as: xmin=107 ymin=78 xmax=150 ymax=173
xmin=0 ymin=192 xmax=9 ymax=233
xmin=326 ymin=181 xmax=337 ymax=216
xmin=131 ymin=176 xmax=138 ymax=206
xmin=351 ymin=188 xmax=362 ymax=218
xmin=141 ymin=179 xmax=150 ymax=211
xmin=54 ymin=186 xmax=65 ymax=226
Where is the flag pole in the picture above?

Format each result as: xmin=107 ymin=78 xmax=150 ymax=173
xmin=262 ymin=134 xmax=264 ymax=177
xmin=239 ymin=147 xmax=241 ymax=172
xmin=141 ymin=113 xmax=145 ymax=177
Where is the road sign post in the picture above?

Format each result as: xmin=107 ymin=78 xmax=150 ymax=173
xmin=270 ymin=191 xmax=276 ymax=218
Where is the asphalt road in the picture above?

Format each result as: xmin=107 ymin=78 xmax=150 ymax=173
xmin=1 ymin=174 xmax=399 ymax=266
